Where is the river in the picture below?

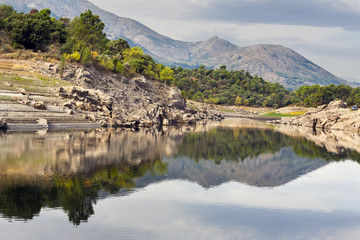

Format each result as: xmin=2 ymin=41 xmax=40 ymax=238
xmin=0 ymin=119 xmax=359 ymax=239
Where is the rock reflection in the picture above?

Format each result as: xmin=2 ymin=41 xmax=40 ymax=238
xmin=0 ymin=128 xmax=184 ymax=178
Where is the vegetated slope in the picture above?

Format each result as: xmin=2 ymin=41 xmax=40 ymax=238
xmin=1 ymin=0 xmax=357 ymax=90
xmin=170 ymin=66 xmax=299 ymax=107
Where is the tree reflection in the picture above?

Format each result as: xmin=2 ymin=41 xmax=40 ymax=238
xmin=0 ymin=186 xmax=43 ymax=220
xmin=177 ymin=128 xmax=360 ymax=163
xmin=0 ymin=160 xmax=168 ymax=225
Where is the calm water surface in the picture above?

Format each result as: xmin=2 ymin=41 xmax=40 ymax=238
xmin=0 ymin=120 xmax=359 ymax=240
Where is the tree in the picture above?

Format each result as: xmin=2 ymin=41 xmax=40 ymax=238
xmin=5 ymin=9 xmax=51 ymax=50
xmin=234 ymin=96 xmax=242 ymax=106
xmin=4 ymin=8 xmax=67 ymax=51
xmin=67 ymin=10 xmax=108 ymax=53
xmin=107 ymin=39 xmax=130 ymax=56
xmin=159 ymin=67 xmax=175 ymax=83
xmin=121 ymin=47 xmax=157 ymax=75
xmin=0 ymin=4 xmax=15 ymax=29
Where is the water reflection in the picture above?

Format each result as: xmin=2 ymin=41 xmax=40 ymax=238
xmin=0 ymin=123 xmax=359 ymax=226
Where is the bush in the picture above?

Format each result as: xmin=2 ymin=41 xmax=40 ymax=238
xmin=65 ymin=51 xmax=81 ymax=62
xmin=107 ymin=39 xmax=130 ymax=56
xmin=5 ymin=8 xmax=67 ymax=51
xmin=81 ymin=47 xmax=92 ymax=66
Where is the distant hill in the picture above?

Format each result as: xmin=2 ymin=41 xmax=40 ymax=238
xmin=1 ymin=0 xmax=358 ymax=90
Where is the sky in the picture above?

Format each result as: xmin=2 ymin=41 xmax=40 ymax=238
xmin=88 ymin=0 xmax=360 ymax=82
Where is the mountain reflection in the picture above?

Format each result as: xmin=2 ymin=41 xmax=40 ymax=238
xmin=0 ymin=125 xmax=359 ymax=224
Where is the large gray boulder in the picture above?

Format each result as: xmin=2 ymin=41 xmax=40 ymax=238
xmin=325 ymin=100 xmax=347 ymax=110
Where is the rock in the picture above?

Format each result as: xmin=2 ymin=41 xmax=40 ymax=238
xmin=44 ymin=63 xmax=54 ymax=68
xmin=4 ymin=81 xmax=12 ymax=87
xmin=163 ymin=118 xmax=170 ymax=126
xmin=17 ymin=88 xmax=27 ymax=95
xmin=62 ymin=68 xmax=75 ymax=79
xmin=327 ymin=113 xmax=340 ymax=121
xmin=75 ymin=101 xmax=86 ymax=110
xmin=38 ymin=118 xmax=48 ymax=125
xmin=331 ymin=122 xmax=345 ymax=130
xmin=58 ymin=87 xmax=69 ymax=98
xmin=33 ymin=101 xmax=46 ymax=110
xmin=55 ymin=64 xmax=224 ymax=129
xmin=88 ymin=114 xmax=96 ymax=122
xmin=62 ymin=100 xmax=73 ymax=108
xmin=326 ymin=100 xmax=347 ymax=110
xmin=187 ymin=116 xmax=196 ymax=125
xmin=317 ymin=104 xmax=327 ymax=111
xmin=0 ymin=118 xmax=7 ymax=129
xmin=37 ymin=118 xmax=48 ymax=129
xmin=67 ymin=109 xmax=75 ymax=115
xmin=134 ymin=76 xmax=150 ymax=89
xmin=278 ymin=100 xmax=359 ymax=131
xmin=169 ymin=100 xmax=186 ymax=110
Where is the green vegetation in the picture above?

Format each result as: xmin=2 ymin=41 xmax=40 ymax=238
xmin=295 ymin=84 xmax=360 ymax=107
xmin=0 ymin=95 xmax=16 ymax=101
xmin=167 ymin=66 xmax=299 ymax=108
xmin=261 ymin=110 xmax=307 ymax=118
xmin=0 ymin=73 xmax=72 ymax=94
xmin=65 ymin=10 xmax=108 ymax=53
xmin=3 ymin=8 xmax=67 ymax=51
xmin=167 ymin=68 xmax=360 ymax=108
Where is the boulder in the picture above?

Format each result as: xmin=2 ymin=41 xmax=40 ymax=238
xmin=33 ymin=101 xmax=46 ymax=110
xmin=67 ymin=109 xmax=74 ymax=115
xmin=75 ymin=101 xmax=86 ymax=110
xmin=326 ymin=100 xmax=347 ymax=110
xmin=17 ymin=88 xmax=28 ymax=96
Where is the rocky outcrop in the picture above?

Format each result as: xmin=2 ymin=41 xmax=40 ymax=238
xmin=54 ymin=65 xmax=223 ymax=128
xmin=0 ymin=58 xmax=223 ymax=131
xmin=273 ymin=100 xmax=360 ymax=133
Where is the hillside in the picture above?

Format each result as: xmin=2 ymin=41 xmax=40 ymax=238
xmin=1 ymin=0 xmax=357 ymax=90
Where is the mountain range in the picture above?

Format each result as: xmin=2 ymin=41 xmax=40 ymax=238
xmin=1 ymin=0 xmax=358 ymax=89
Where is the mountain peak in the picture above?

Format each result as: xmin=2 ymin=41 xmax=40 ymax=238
xmin=189 ymin=36 xmax=238 ymax=60
xmin=199 ymin=35 xmax=237 ymax=49
xmin=209 ymin=35 xmax=219 ymax=40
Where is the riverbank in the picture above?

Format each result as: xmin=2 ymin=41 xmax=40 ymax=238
xmin=269 ymin=100 xmax=360 ymax=133
xmin=0 ymin=57 xmax=223 ymax=131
